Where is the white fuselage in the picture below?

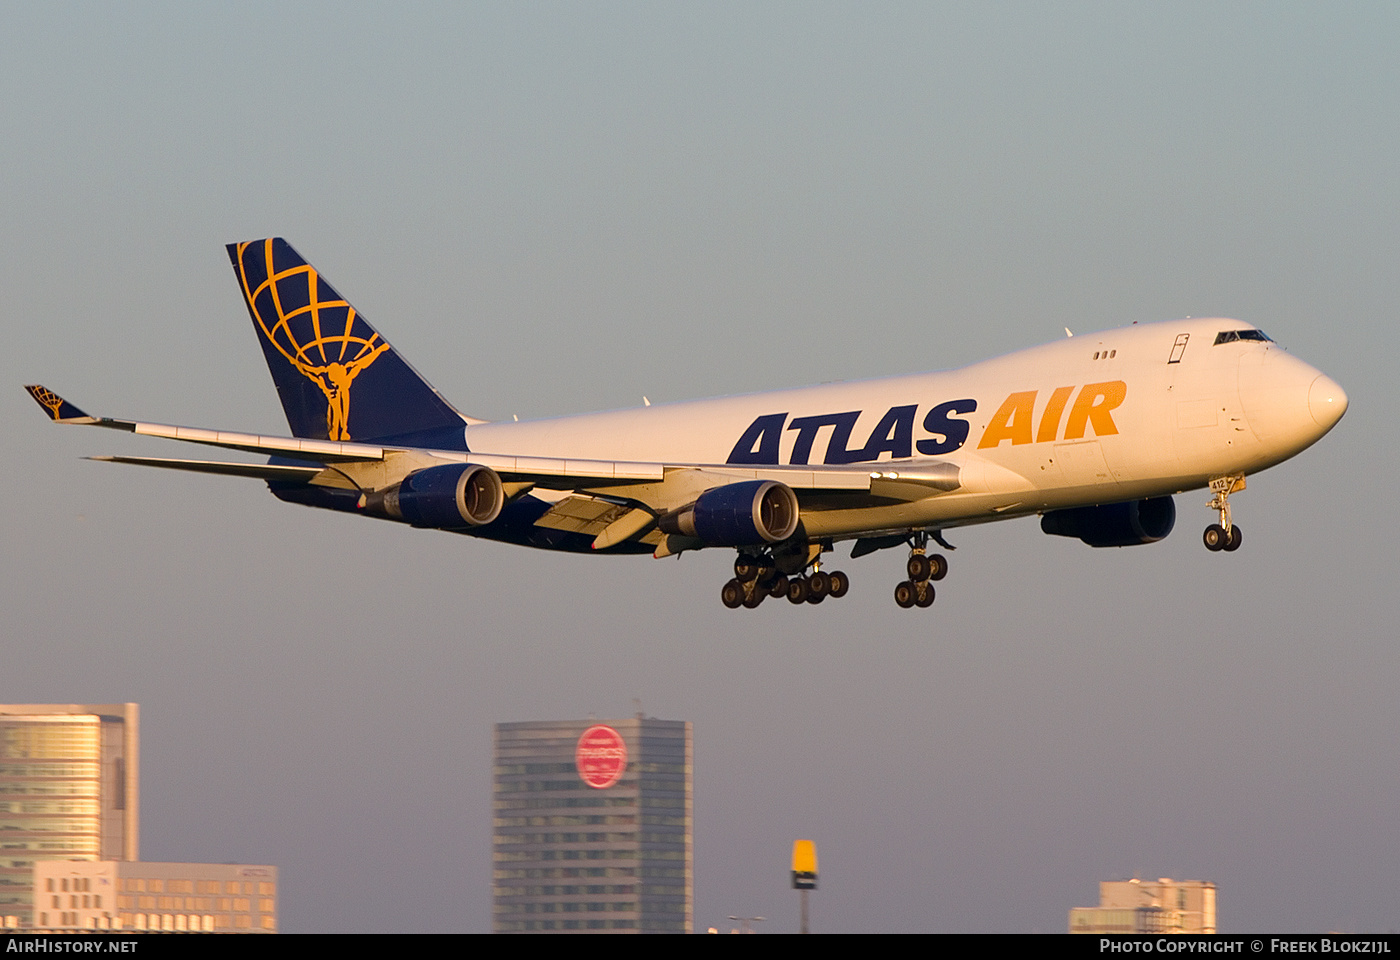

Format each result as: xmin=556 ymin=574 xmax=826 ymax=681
xmin=465 ymin=318 xmax=1346 ymax=538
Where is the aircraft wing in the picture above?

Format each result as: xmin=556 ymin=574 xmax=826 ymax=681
xmin=26 ymin=385 xmax=960 ymax=497
xmin=27 ymin=385 xmax=963 ymax=554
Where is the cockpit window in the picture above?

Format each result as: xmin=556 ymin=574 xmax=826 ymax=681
xmin=1214 ymin=329 xmax=1273 ymax=345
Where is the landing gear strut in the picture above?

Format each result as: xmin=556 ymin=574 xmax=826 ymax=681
xmin=894 ymin=532 xmax=947 ymax=610
xmin=1204 ymin=475 xmax=1245 ymax=553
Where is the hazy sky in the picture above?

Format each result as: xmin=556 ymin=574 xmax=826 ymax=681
xmin=4 ymin=2 xmax=1396 ymax=933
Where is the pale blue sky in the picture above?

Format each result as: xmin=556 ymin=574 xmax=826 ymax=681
xmin=4 ymin=2 xmax=1397 ymax=932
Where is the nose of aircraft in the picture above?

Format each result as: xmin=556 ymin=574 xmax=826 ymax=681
xmin=1308 ymin=374 xmax=1348 ymax=430
xmin=1238 ymin=348 xmax=1347 ymax=455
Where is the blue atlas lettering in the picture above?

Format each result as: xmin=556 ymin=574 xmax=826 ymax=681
xmin=787 ymin=411 xmax=862 ymax=465
xmin=727 ymin=412 xmax=787 ymax=465
xmin=729 ymin=399 xmax=980 ymax=465
xmin=917 ymin=398 xmax=977 ymax=455
xmin=857 ymin=404 xmax=917 ymax=460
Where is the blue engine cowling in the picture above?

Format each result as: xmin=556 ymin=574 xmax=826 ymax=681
xmin=1040 ymin=496 xmax=1175 ymax=547
xmin=659 ymin=480 xmax=800 ymax=547
xmin=384 ymin=463 xmax=504 ymax=529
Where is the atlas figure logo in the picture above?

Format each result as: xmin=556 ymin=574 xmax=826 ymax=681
xmin=232 ymin=239 xmax=391 ymax=441
xmin=726 ymin=381 xmax=1127 ymax=465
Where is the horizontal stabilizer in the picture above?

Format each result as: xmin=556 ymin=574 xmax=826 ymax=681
xmin=87 ymin=456 xmax=325 ymax=482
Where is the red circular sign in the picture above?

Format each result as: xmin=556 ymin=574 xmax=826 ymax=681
xmin=575 ymin=724 xmax=628 ymax=789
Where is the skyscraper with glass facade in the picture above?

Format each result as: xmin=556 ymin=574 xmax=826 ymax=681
xmin=0 ymin=704 xmax=139 ymax=928
xmin=492 ymin=717 xmax=692 ymax=933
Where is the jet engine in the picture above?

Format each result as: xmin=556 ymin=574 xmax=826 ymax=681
xmin=659 ymin=480 xmax=799 ymax=547
xmin=378 ymin=463 xmax=504 ymax=529
xmin=1040 ymin=496 xmax=1175 ymax=547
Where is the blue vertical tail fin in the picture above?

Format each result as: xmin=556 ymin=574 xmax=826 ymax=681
xmin=227 ymin=238 xmax=470 ymax=446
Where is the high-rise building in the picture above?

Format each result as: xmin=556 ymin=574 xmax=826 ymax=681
xmin=1069 ymin=878 xmax=1217 ymax=934
xmin=0 ymin=704 xmax=139 ymax=929
xmin=493 ymin=717 xmax=693 ymax=933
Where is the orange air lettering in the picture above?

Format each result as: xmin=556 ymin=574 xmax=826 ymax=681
xmin=977 ymin=391 xmax=1037 ymax=448
xmin=1063 ymin=381 xmax=1126 ymax=439
xmin=1036 ymin=386 xmax=1075 ymax=443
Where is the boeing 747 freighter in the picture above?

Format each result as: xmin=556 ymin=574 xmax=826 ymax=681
xmin=27 ymin=239 xmax=1348 ymax=609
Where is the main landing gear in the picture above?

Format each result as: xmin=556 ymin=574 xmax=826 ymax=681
xmin=894 ymin=532 xmax=947 ymax=610
xmin=1203 ymin=475 xmax=1245 ymax=553
xmin=720 ymin=550 xmax=850 ymax=610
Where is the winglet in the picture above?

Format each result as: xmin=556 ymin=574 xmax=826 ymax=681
xmin=24 ymin=385 xmax=96 ymax=423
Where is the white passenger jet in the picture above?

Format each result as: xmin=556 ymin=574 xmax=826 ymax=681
xmin=27 ymin=239 xmax=1348 ymax=609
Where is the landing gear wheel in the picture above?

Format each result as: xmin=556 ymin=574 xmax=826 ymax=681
xmin=787 ymin=577 xmax=810 ymax=604
xmin=927 ymin=553 xmax=948 ymax=581
xmin=907 ymin=555 xmax=931 ymax=582
xmin=734 ymin=555 xmax=761 ymax=581
xmin=766 ymin=574 xmax=789 ymax=598
xmin=914 ymin=581 xmax=935 ymax=608
xmin=742 ymin=586 xmax=765 ymax=609
xmin=827 ymin=571 xmax=850 ymax=598
xmin=721 ymin=579 xmax=745 ymax=609
xmin=808 ymin=571 xmax=830 ymax=597
xmin=894 ymin=580 xmax=917 ymax=608
xmin=1224 ymin=525 xmax=1243 ymax=552
xmin=1203 ymin=524 xmax=1226 ymax=551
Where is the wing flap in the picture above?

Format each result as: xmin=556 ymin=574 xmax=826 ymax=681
xmin=532 ymin=496 xmax=635 ymax=536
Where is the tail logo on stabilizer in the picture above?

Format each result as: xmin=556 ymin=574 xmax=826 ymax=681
xmin=232 ymin=240 xmax=391 ymax=440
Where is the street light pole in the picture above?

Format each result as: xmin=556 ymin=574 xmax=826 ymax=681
xmin=790 ymin=840 xmax=818 ymax=934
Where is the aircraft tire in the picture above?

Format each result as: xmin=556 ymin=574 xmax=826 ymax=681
xmin=894 ymin=581 xmax=916 ymax=608
xmin=721 ymin=579 xmax=745 ymax=608
xmin=767 ymin=574 xmax=789 ymax=598
xmin=907 ymin=555 xmax=931 ymax=582
xmin=787 ymin=578 xmax=810 ymax=604
xmin=915 ymin=582 xmax=935 ymax=608
xmin=1224 ymin=525 xmax=1243 ymax=552
xmin=808 ymin=571 xmax=830 ymax=597
xmin=927 ymin=554 xmax=948 ymax=581
xmin=1203 ymin=524 xmax=1226 ymax=551
xmin=743 ymin=587 xmax=765 ymax=609
xmin=828 ymin=571 xmax=849 ymax=598
xmin=734 ymin=555 xmax=761 ymax=581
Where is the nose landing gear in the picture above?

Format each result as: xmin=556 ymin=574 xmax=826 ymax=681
xmin=1204 ymin=475 xmax=1245 ymax=552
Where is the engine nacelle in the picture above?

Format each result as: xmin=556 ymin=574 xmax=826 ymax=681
xmin=1040 ymin=496 xmax=1175 ymax=547
xmin=381 ymin=463 xmax=504 ymax=528
xmin=659 ymin=480 xmax=800 ymax=547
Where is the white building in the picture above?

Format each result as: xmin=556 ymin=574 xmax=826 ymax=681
xmin=1070 ymin=878 xmax=1217 ymax=934
xmin=32 ymin=860 xmax=276 ymax=933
